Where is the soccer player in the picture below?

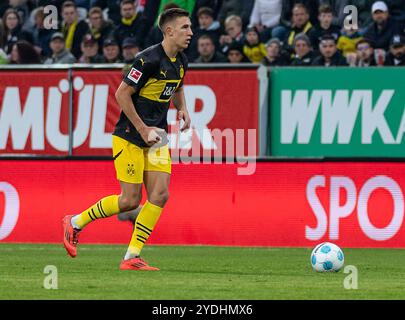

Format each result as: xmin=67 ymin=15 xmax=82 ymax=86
xmin=62 ymin=8 xmax=192 ymax=271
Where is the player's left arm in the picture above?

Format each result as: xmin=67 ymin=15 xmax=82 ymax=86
xmin=172 ymin=86 xmax=191 ymax=132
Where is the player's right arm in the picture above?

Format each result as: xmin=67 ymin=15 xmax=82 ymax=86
xmin=115 ymin=82 xmax=162 ymax=145
xmin=115 ymin=56 xmax=163 ymax=146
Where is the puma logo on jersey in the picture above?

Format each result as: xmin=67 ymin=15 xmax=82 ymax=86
xmin=140 ymin=58 xmax=145 ymax=66
xmin=160 ymin=70 xmax=167 ymax=78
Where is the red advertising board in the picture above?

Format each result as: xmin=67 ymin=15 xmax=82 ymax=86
xmin=0 ymin=71 xmax=70 ymax=155
xmin=70 ymin=70 xmax=121 ymax=156
xmin=0 ymin=68 xmax=259 ymax=156
xmin=1 ymin=161 xmax=405 ymax=248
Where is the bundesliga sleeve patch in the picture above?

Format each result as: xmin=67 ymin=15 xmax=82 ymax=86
xmin=127 ymin=67 xmax=143 ymax=84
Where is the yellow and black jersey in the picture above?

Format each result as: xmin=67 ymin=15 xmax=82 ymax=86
xmin=113 ymin=43 xmax=188 ymax=147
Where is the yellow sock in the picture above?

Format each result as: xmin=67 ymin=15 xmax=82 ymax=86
xmin=72 ymin=195 xmax=120 ymax=229
xmin=125 ymin=201 xmax=162 ymax=259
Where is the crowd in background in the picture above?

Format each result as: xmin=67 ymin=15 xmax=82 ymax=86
xmin=0 ymin=0 xmax=405 ymax=67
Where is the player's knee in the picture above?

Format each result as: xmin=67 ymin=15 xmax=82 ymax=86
xmin=149 ymin=191 xmax=169 ymax=207
xmin=161 ymin=191 xmax=169 ymax=205
xmin=119 ymin=196 xmax=140 ymax=212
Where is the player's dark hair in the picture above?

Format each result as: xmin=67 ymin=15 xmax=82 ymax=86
xmin=158 ymin=8 xmax=190 ymax=32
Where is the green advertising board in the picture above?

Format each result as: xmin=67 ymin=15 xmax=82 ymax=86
xmin=269 ymin=67 xmax=405 ymax=157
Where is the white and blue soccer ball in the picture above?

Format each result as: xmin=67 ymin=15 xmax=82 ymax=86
xmin=310 ymin=242 xmax=344 ymax=272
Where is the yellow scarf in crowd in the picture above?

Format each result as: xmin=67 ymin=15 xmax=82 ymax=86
xmin=63 ymin=20 xmax=78 ymax=50
xmin=288 ymin=22 xmax=312 ymax=46
xmin=91 ymin=27 xmax=101 ymax=40
xmin=121 ymin=13 xmax=137 ymax=26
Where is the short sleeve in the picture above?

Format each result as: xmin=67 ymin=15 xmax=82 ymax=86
xmin=122 ymin=57 xmax=155 ymax=90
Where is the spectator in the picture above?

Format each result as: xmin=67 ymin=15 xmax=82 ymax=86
xmin=44 ymin=32 xmax=76 ymax=64
xmin=279 ymin=0 xmax=319 ymax=27
xmin=88 ymin=6 xmax=115 ymax=53
xmin=122 ymin=37 xmax=140 ymax=64
xmin=9 ymin=39 xmax=41 ymax=64
xmin=243 ymin=26 xmax=267 ymax=63
xmin=196 ymin=7 xmax=221 ymax=44
xmin=1 ymin=8 xmax=33 ymax=54
xmin=91 ymin=0 xmax=121 ymax=25
xmin=187 ymin=6 xmax=221 ymax=61
xmin=312 ymin=34 xmax=348 ymax=66
xmin=262 ymin=37 xmax=289 ymax=66
xmin=319 ymin=0 xmax=349 ymax=27
xmin=284 ymin=4 xmax=313 ymax=54
xmin=8 ymin=0 xmax=31 ymax=29
xmin=113 ymin=0 xmax=148 ymax=48
xmin=363 ymin=1 xmax=402 ymax=51
xmin=308 ymin=4 xmax=341 ymax=50
xmin=30 ymin=6 xmax=55 ymax=58
xmin=337 ymin=26 xmax=363 ymax=57
xmin=249 ymin=0 xmax=282 ymax=43
xmin=194 ymin=34 xmax=227 ymax=63
xmin=219 ymin=14 xmax=245 ymax=55
xmin=226 ymin=40 xmax=249 ymax=63
xmin=191 ymin=0 xmax=223 ymax=26
xmin=60 ymin=1 xmax=90 ymax=60
xmin=352 ymin=38 xmax=377 ymax=66
xmin=384 ymin=34 xmax=405 ymax=65
xmin=78 ymin=33 xmax=104 ymax=63
xmin=102 ymin=37 xmax=122 ymax=63
xmin=290 ymin=33 xmax=316 ymax=66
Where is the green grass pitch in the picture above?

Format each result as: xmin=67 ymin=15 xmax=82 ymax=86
xmin=0 ymin=244 xmax=404 ymax=300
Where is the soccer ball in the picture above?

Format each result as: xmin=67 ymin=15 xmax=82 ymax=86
xmin=310 ymin=242 xmax=344 ymax=272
